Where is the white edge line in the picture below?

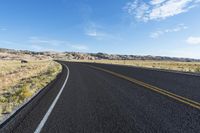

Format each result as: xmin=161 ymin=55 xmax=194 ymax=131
xmin=34 ymin=63 xmax=70 ymax=133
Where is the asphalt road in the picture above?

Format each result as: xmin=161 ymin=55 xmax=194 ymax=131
xmin=1 ymin=62 xmax=200 ymax=133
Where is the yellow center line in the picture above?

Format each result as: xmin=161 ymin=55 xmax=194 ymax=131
xmin=88 ymin=65 xmax=200 ymax=110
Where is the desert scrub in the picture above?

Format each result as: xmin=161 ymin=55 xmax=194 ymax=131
xmin=74 ymin=60 xmax=200 ymax=73
xmin=195 ymin=67 xmax=200 ymax=73
xmin=0 ymin=60 xmax=62 ymax=120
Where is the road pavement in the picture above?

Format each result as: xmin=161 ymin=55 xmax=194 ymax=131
xmin=1 ymin=62 xmax=200 ymax=133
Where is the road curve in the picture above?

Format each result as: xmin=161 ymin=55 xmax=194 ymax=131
xmin=1 ymin=61 xmax=200 ymax=133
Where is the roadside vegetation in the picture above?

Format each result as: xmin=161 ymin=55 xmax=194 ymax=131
xmin=0 ymin=60 xmax=62 ymax=121
xmin=75 ymin=60 xmax=200 ymax=73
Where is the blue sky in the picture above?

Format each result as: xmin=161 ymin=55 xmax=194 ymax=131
xmin=0 ymin=0 xmax=200 ymax=58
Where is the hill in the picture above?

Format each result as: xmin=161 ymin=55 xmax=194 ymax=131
xmin=0 ymin=48 xmax=199 ymax=62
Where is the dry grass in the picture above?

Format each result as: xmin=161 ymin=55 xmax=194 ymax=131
xmin=74 ymin=59 xmax=200 ymax=73
xmin=0 ymin=60 xmax=62 ymax=119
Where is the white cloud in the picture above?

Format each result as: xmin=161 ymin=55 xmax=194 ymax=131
xmin=86 ymin=30 xmax=105 ymax=37
xmin=151 ymin=0 xmax=166 ymax=5
xmin=150 ymin=24 xmax=188 ymax=38
xmin=150 ymin=31 xmax=164 ymax=38
xmin=124 ymin=0 xmax=200 ymax=21
xmin=84 ymin=22 xmax=122 ymax=41
xmin=186 ymin=36 xmax=200 ymax=45
xmin=84 ymin=22 xmax=107 ymax=39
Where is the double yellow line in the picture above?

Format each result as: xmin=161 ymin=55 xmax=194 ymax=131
xmin=89 ymin=65 xmax=200 ymax=110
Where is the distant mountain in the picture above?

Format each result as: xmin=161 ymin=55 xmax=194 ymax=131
xmin=90 ymin=52 xmax=200 ymax=62
xmin=0 ymin=48 xmax=51 ymax=60
xmin=0 ymin=48 xmax=199 ymax=62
